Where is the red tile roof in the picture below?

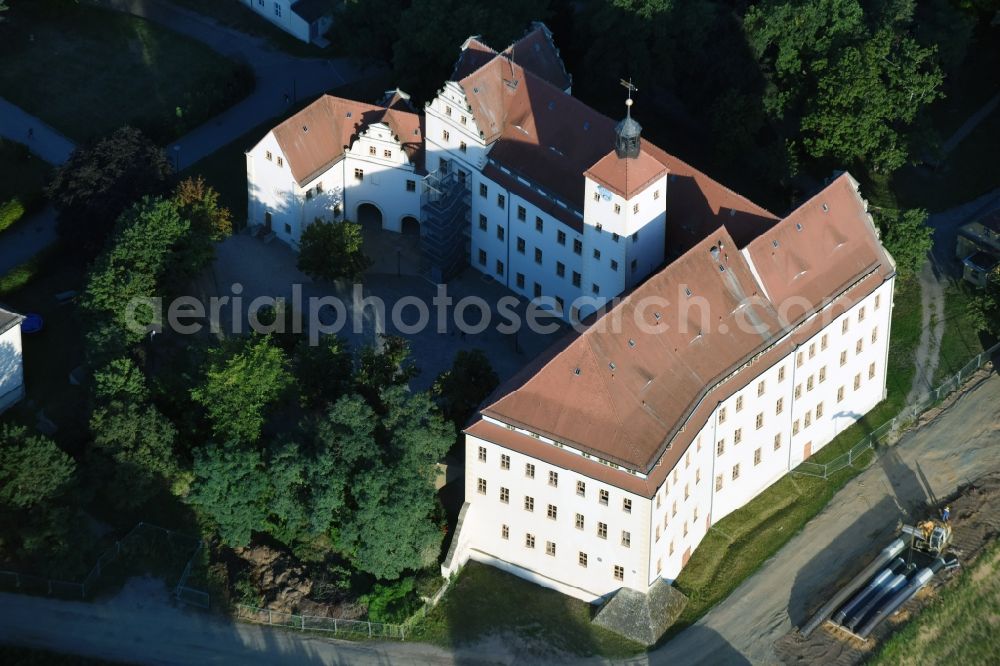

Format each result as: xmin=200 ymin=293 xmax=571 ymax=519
xmin=474 ymin=174 xmax=895 ymax=482
xmin=268 ymin=95 xmax=423 ymax=186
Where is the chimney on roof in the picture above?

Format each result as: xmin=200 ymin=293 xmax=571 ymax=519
xmin=615 ymin=79 xmax=641 ymax=159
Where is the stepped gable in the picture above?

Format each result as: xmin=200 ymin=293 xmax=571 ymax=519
xmin=270 ymin=95 xmax=424 ymax=186
xmin=476 ymin=174 xmax=894 ymax=476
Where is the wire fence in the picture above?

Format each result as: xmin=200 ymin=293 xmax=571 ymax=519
xmin=236 ymin=604 xmax=410 ymax=640
xmin=0 ymin=522 xmax=209 ymax=607
xmin=794 ymin=341 xmax=1000 ymax=479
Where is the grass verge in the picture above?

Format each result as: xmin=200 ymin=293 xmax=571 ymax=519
xmin=410 ymin=561 xmax=644 ymax=657
xmin=868 ymin=538 xmax=1000 ymax=665
xmin=0 ymin=139 xmax=51 ymax=234
xmin=0 ymin=0 xmax=253 ymax=144
xmin=933 ymin=281 xmax=991 ymax=384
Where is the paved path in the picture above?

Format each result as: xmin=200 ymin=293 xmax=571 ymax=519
xmin=0 ymin=97 xmax=74 ymax=165
xmin=635 ymin=371 xmax=1000 ymax=665
xmin=99 ymin=0 xmax=364 ymax=169
xmin=941 ymin=91 xmax=1000 ymax=156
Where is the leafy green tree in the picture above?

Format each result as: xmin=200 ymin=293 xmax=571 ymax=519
xmin=189 ymin=444 xmax=271 ymax=547
xmin=873 ymin=207 xmax=933 ymax=279
xmin=329 ymin=0 xmax=407 ymax=62
xmin=295 ymin=336 xmax=353 ymax=410
xmin=297 ymin=219 xmax=372 ymax=282
xmin=0 ymin=425 xmax=75 ymax=510
xmin=432 ymin=349 xmax=499 ymax=430
xmin=191 ymin=335 xmax=293 ymax=445
xmin=745 ymin=0 xmax=943 ymax=172
xmin=47 ymin=126 xmax=172 ymax=248
xmin=89 ymin=359 xmax=178 ymax=509
xmin=170 ymin=176 xmax=233 ymax=282
xmin=355 ymin=335 xmax=419 ymax=403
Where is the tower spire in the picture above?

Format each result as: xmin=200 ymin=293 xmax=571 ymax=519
xmin=615 ymin=79 xmax=641 ymax=159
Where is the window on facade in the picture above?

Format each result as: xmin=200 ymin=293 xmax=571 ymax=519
xmin=837 ymin=386 xmax=845 ymax=402
xmin=614 ymin=565 xmax=624 ymax=581
xmin=445 ymin=105 xmax=452 ymax=116
xmin=715 ymin=474 xmax=723 ymax=491
xmin=497 ymin=194 xmax=505 ymax=209
xmin=672 ymin=501 xmax=677 ymax=517
xmin=875 ymin=294 xmax=881 ymax=309
xmin=736 ymin=396 xmax=744 ymax=411
xmin=459 ymin=141 xmax=467 ymax=153
xmin=478 ymin=214 xmax=487 ymax=231
xmin=576 ymin=480 xmax=586 ymax=497
xmin=804 ymin=411 xmax=812 ymax=428
xmin=614 ymin=203 xmax=621 ymax=214
xmin=545 ymin=541 xmax=556 ymax=556
xmin=516 ymin=273 xmax=525 ymax=289
xmin=477 ymin=249 xmax=486 ymax=266
xmin=631 ymin=203 xmax=638 ymax=214
xmin=795 ymin=384 xmax=802 ymax=399
xmin=516 ymin=205 xmax=526 ymax=221
xmin=797 ymin=352 xmax=804 ymax=368
xmin=597 ymin=489 xmax=609 ymax=506
xmin=500 ymin=487 xmax=509 ymax=503
xmin=754 ymin=448 xmax=762 ymax=466
xmin=732 ymin=464 xmax=741 ymax=480
xmin=573 ymin=239 xmax=583 ymax=255
xmin=858 ymin=306 xmax=866 ymax=323
xmin=842 ymin=319 xmax=850 ymax=334
xmin=869 ymin=362 xmax=877 ymax=379
xmin=479 ymin=183 xmax=487 ymax=198
xmin=525 ymin=533 xmax=535 ymax=548
xmin=524 ymin=496 xmax=534 ymax=512
xmin=716 ymin=439 xmax=725 ymax=456
xmin=734 ymin=428 xmax=743 ymax=445
xmin=525 ymin=463 xmax=535 ymax=478
xmin=442 ymin=130 xmax=451 ymax=142
xmin=819 ymin=366 xmax=827 ymax=383
xmin=276 ymin=156 xmax=284 ymax=167
xmin=534 ymin=248 xmax=542 ymax=265
xmin=598 ymin=522 xmax=608 ymax=539
xmin=533 ymin=282 xmax=542 ymax=298
xmin=756 ymin=413 xmax=764 ymax=430
xmin=793 ymin=420 xmax=800 ymax=435
xmin=572 ymin=272 xmax=581 ymax=287
xmin=610 ymin=259 xmax=619 ymax=272
xmin=757 ymin=380 xmax=766 ymax=397
xmin=556 ymin=261 xmax=565 ymax=278
xmin=807 ymin=375 xmax=814 ymax=391
xmin=776 ymin=398 xmax=784 ymax=415
xmin=856 ymin=339 xmax=864 ymax=355
xmin=501 ymin=524 xmax=509 ymax=539
xmin=284 ymin=222 xmax=292 ymax=234
xmin=623 ymin=498 xmax=632 ymax=514
xmin=821 ymin=334 xmax=829 ymax=351
xmin=515 ymin=237 xmax=525 ymax=254
xmin=381 ymin=149 xmax=391 ymax=159
xmin=406 ymin=179 xmax=416 ymax=192
xmin=556 ymin=230 xmax=566 ymax=245
xmin=500 ymin=454 xmax=510 ymax=470
xmin=696 ymin=468 xmax=701 ymax=484
xmin=548 ymin=471 xmax=558 ymax=487
xmin=854 ymin=373 xmax=862 ymax=390
xmin=872 ymin=327 xmax=878 ymax=343
xmin=840 ymin=350 xmax=848 ymax=366
xmin=496 ymin=226 xmax=504 ymax=241
xmin=477 ymin=446 xmax=486 ymax=462
xmin=774 ymin=433 xmax=782 ymax=450
xmin=654 ymin=189 xmax=661 ymax=200
xmin=621 ymin=531 xmax=631 ymax=548
xmin=535 ymin=217 xmax=544 ymax=232
xmin=719 ymin=407 xmax=727 ymax=424
xmin=669 ymin=540 xmax=675 ymax=556
xmin=477 ymin=478 xmax=486 ymax=494
xmin=778 ymin=366 xmax=786 ymax=382
xmin=684 ymin=484 xmax=690 ymax=500
xmin=579 ymin=552 xmax=588 ymax=567
xmin=265 ymin=150 xmax=273 ymax=161
xmin=274 ymin=1 xmax=282 ymax=17
xmin=593 ymin=248 xmax=601 ymax=260
xmin=495 ymin=260 xmax=504 ymax=277
xmin=575 ymin=513 xmax=584 ymax=530
xmin=547 ymin=504 xmax=557 ymax=520
xmin=816 ymin=402 xmax=824 ymax=419
xmin=591 ymin=283 xmax=600 ymax=295
xmin=354 ymin=168 xmax=363 ymax=180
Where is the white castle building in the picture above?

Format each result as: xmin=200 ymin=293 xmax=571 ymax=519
xmin=247 ymin=26 xmax=897 ymax=606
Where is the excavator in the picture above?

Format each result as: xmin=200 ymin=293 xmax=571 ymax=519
xmin=901 ymin=518 xmax=952 ymax=556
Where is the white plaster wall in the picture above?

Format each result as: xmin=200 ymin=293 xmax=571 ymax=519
xmin=244 ymin=0 xmax=311 ymax=42
xmin=0 ymin=324 xmax=24 ymax=413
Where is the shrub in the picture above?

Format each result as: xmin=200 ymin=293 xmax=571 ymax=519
xmin=0 ymin=197 xmax=25 ymax=234
xmin=363 ymin=577 xmax=421 ymax=624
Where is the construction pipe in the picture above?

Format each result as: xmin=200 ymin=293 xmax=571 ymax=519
xmin=857 ymin=558 xmax=946 ymax=639
xmin=832 ymin=557 xmax=905 ymax=625
xmin=844 ymin=572 xmax=909 ymax=632
xmin=800 ymin=538 xmax=906 ymax=637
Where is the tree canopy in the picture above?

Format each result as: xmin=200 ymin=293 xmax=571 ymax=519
xmin=873 ymin=206 xmax=933 ymax=279
xmin=0 ymin=425 xmax=75 ymax=511
xmin=297 ymin=219 xmax=372 ymax=282
xmin=432 ymin=349 xmax=499 ymax=431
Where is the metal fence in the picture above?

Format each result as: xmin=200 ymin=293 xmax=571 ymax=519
xmin=794 ymin=341 xmax=1000 ymax=479
xmin=0 ymin=522 xmax=210 ymax=607
xmin=236 ymin=604 xmax=409 ymax=640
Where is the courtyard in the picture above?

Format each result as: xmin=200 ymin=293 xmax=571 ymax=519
xmin=205 ymin=229 xmax=567 ymax=390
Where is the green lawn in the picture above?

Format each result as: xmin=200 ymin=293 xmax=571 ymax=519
xmin=869 ymin=539 xmax=1000 ymax=665
xmin=182 ymin=74 xmax=394 ymax=225
xmin=410 ymin=561 xmax=644 ymax=658
xmin=932 ymin=282 xmax=991 ymax=384
xmin=0 ymin=0 xmax=253 ymax=144
xmin=0 ymin=139 xmax=51 ymax=233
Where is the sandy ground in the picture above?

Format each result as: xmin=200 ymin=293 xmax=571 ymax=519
xmin=621 ymin=369 xmax=1000 ymax=666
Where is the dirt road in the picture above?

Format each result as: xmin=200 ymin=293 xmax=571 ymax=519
xmin=636 ymin=371 xmax=1000 ymax=665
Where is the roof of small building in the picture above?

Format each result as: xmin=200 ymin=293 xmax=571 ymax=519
xmin=290 ymin=0 xmax=330 ymax=23
xmin=266 ymin=95 xmax=424 ymax=186
xmin=0 ymin=306 xmax=24 ymax=336
xmin=474 ymin=174 xmax=895 ymax=481
xmin=452 ymin=24 xmax=572 ymax=91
